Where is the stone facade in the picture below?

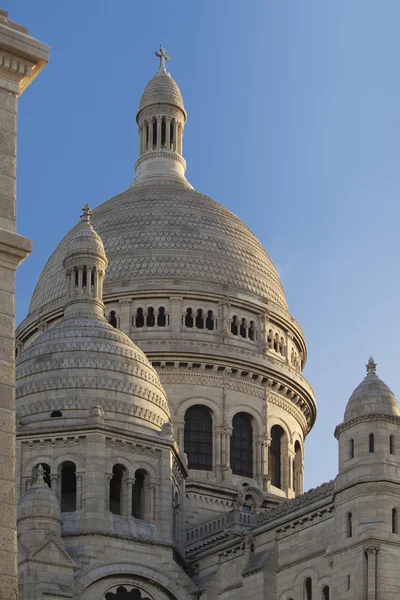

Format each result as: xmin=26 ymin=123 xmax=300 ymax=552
xmin=14 ymin=45 xmax=400 ymax=599
xmin=0 ymin=11 xmax=49 ymax=599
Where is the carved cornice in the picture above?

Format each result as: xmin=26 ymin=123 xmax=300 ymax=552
xmin=335 ymin=413 xmax=400 ymax=438
xmin=335 ymin=481 xmax=400 ymax=505
xmin=134 ymin=150 xmax=186 ymax=170
xmin=276 ymin=549 xmax=326 ymax=573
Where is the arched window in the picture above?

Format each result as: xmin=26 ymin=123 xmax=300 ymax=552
xmin=273 ymin=334 xmax=279 ymax=352
xmin=34 ymin=463 xmax=51 ymax=488
xmin=230 ymin=412 xmax=253 ymax=478
xmin=195 ymin=309 xmax=204 ymax=329
xmin=392 ymin=508 xmax=397 ymax=534
xmin=206 ymin=310 xmax=214 ymax=330
xmin=157 ymin=307 xmax=166 ymax=327
xmin=132 ymin=469 xmax=146 ymax=519
xmin=322 ymin=586 xmax=330 ymax=600
xmin=242 ymin=494 xmax=255 ymax=512
xmin=161 ymin=117 xmax=166 ymax=147
xmin=269 ymin=425 xmax=284 ymax=489
xmin=105 ymin=586 xmax=152 ymax=600
xmin=390 ymin=435 xmax=395 ymax=455
xmin=347 ymin=512 xmax=353 ymax=538
xmin=293 ymin=440 xmax=302 ymax=495
xmin=231 ymin=316 xmax=238 ymax=335
xmin=110 ymin=464 xmax=126 ymax=515
xmin=305 ymin=577 xmax=312 ymax=600
xmin=184 ymin=405 xmax=213 ymax=471
xmin=146 ymin=307 xmax=155 ymax=327
xmin=109 ymin=311 xmax=117 ymax=328
xmin=135 ymin=308 xmax=144 ymax=327
xmin=185 ymin=308 xmax=193 ymax=327
xmin=350 ymin=438 xmax=355 ymax=459
xmin=60 ymin=461 xmax=76 ymax=512
xmin=369 ymin=433 xmax=375 ymax=453
xmin=267 ymin=330 xmax=273 ymax=347
xmin=248 ymin=321 xmax=255 ymax=341
xmin=240 ymin=318 xmax=247 ymax=338
xmin=152 ymin=119 xmax=157 ymax=148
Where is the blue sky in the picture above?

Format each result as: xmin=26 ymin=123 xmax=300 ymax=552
xmin=13 ymin=1 xmax=400 ymax=490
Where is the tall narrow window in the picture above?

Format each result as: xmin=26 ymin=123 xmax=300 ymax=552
xmin=206 ymin=310 xmax=214 ymax=330
xmin=230 ymin=412 xmax=253 ymax=478
xmin=392 ymin=508 xmax=397 ymax=533
xmin=146 ymin=307 xmax=155 ymax=327
xmin=170 ymin=121 xmax=174 ymax=149
xmin=240 ymin=318 xmax=247 ymax=338
xmin=231 ymin=316 xmax=238 ymax=335
xmin=109 ymin=311 xmax=117 ymax=328
xmin=157 ymin=307 xmax=166 ymax=327
xmin=132 ymin=469 xmax=146 ymax=519
xmin=196 ymin=309 xmax=204 ymax=329
xmin=110 ymin=464 xmax=125 ymax=515
xmin=185 ymin=308 xmax=193 ymax=327
xmin=146 ymin=123 xmax=149 ymax=150
xmin=350 ymin=438 xmax=355 ymax=459
xmin=248 ymin=321 xmax=255 ymax=341
xmin=322 ymin=586 xmax=330 ymax=600
xmin=184 ymin=405 xmax=213 ymax=471
xmin=305 ymin=577 xmax=312 ymax=600
xmin=152 ymin=120 xmax=157 ymax=148
xmin=293 ymin=440 xmax=302 ymax=495
xmin=135 ymin=308 xmax=144 ymax=327
xmin=347 ymin=512 xmax=353 ymax=538
xmin=269 ymin=425 xmax=284 ymax=489
xmin=390 ymin=435 xmax=394 ymax=455
xmin=60 ymin=461 xmax=76 ymax=512
xmin=161 ymin=117 xmax=166 ymax=147
xmin=369 ymin=433 xmax=375 ymax=453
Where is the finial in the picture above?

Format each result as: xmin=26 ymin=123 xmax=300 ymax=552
xmin=366 ymin=356 xmax=377 ymax=376
xmin=36 ymin=464 xmax=45 ymax=483
xmin=155 ymin=45 xmax=170 ymax=72
xmin=80 ymin=203 xmax=92 ymax=225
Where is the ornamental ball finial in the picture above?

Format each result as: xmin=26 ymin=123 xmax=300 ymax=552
xmin=80 ymin=203 xmax=92 ymax=225
xmin=366 ymin=356 xmax=377 ymax=376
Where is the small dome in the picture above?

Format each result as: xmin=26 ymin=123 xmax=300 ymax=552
xmin=344 ymin=357 xmax=400 ymax=422
xmin=18 ymin=468 xmax=61 ymax=524
xmin=138 ymin=70 xmax=185 ymax=114
xmin=64 ymin=204 xmax=106 ymax=260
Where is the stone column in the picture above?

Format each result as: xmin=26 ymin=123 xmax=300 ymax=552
xmin=165 ymin=117 xmax=171 ymax=149
xmin=170 ymin=296 xmax=183 ymax=338
xmin=119 ymin=299 xmax=132 ymax=336
xmin=126 ymin=479 xmax=134 ymax=517
xmin=0 ymin=12 xmax=49 ymax=597
xmin=366 ymin=546 xmax=379 ymax=600
xmin=172 ymin=120 xmax=177 ymax=151
xmin=156 ymin=117 xmax=162 ymax=150
xmin=76 ymin=474 xmax=83 ymax=510
xmin=148 ymin=118 xmax=153 ymax=150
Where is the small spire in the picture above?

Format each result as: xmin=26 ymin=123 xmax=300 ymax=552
xmin=80 ymin=203 xmax=92 ymax=225
xmin=155 ymin=45 xmax=170 ymax=72
xmin=366 ymin=356 xmax=377 ymax=376
xmin=36 ymin=464 xmax=45 ymax=483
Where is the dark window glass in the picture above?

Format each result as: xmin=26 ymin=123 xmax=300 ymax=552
xmin=132 ymin=469 xmax=145 ymax=519
xmin=161 ymin=118 xmax=166 ymax=147
xmin=305 ymin=577 xmax=312 ymax=600
xmin=390 ymin=435 xmax=394 ymax=455
xmin=146 ymin=307 xmax=155 ymax=327
xmin=135 ymin=308 xmax=144 ymax=327
xmin=51 ymin=410 xmax=62 ymax=418
xmin=369 ymin=433 xmax=375 ymax=453
xmin=196 ymin=309 xmax=204 ymax=329
xmin=110 ymin=464 xmax=125 ymax=515
xmin=230 ymin=413 xmax=253 ymax=478
xmin=61 ymin=461 xmax=76 ymax=512
xmin=184 ymin=405 xmax=212 ymax=471
xmin=248 ymin=321 xmax=255 ymax=341
xmin=347 ymin=512 xmax=353 ymax=538
xmin=206 ymin=310 xmax=214 ymax=330
xmin=109 ymin=311 xmax=117 ymax=328
xmin=231 ymin=316 xmax=238 ymax=335
xmin=392 ymin=508 xmax=397 ymax=534
xmin=322 ymin=586 xmax=329 ymax=600
xmin=152 ymin=120 xmax=157 ymax=148
xmin=157 ymin=306 xmax=166 ymax=327
xmin=269 ymin=425 xmax=284 ymax=489
xmin=105 ymin=586 xmax=152 ymax=600
xmin=240 ymin=318 xmax=247 ymax=338
xmin=350 ymin=438 xmax=355 ymax=458
xmin=185 ymin=308 xmax=193 ymax=327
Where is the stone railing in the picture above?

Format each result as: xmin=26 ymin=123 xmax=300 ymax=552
xmin=186 ymin=509 xmax=256 ymax=546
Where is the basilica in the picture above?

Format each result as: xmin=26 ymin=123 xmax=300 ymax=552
xmin=14 ymin=47 xmax=400 ymax=599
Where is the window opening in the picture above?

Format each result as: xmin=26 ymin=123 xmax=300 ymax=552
xmin=146 ymin=307 xmax=155 ymax=327
xmin=61 ymin=461 xmax=76 ymax=512
xmin=170 ymin=121 xmax=174 ymax=149
xmin=184 ymin=405 xmax=212 ymax=471
xmin=206 ymin=310 xmax=214 ymax=330
xmin=196 ymin=309 xmax=204 ymax=329
xmin=135 ymin=308 xmax=144 ymax=328
xmin=350 ymin=438 xmax=355 ymax=459
xmin=240 ymin=318 xmax=247 ymax=338
xmin=269 ymin=425 xmax=284 ymax=489
xmin=51 ymin=410 xmax=62 ymax=418
xmin=157 ymin=306 xmax=166 ymax=327
xmin=105 ymin=586 xmax=152 ymax=600
xmin=305 ymin=577 xmax=312 ymax=600
xmin=347 ymin=512 xmax=353 ymax=538
xmin=322 ymin=586 xmax=330 ymax=600
xmin=110 ymin=464 xmax=125 ymax=515
xmin=109 ymin=311 xmax=117 ymax=328
xmin=185 ymin=308 xmax=193 ymax=327
xmin=161 ymin=117 xmax=166 ymax=147
xmin=132 ymin=469 xmax=145 ymax=519
xmin=293 ymin=440 xmax=302 ymax=495
xmin=248 ymin=321 xmax=255 ymax=341
xmin=231 ymin=316 xmax=238 ymax=335
xmin=390 ymin=435 xmax=394 ymax=455
xmin=230 ymin=412 xmax=253 ymax=478
xmin=152 ymin=119 xmax=157 ymax=148
xmin=392 ymin=508 xmax=397 ymax=533
xmin=369 ymin=433 xmax=375 ymax=453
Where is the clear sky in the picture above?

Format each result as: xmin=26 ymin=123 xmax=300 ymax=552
xmin=12 ymin=1 xmax=400 ymax=491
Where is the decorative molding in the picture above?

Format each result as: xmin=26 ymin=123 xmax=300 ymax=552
xmin=335 ymin=413 xmax=400 ymax=438
xmin=336 ymin=482 xmax=400 ymax=505
xmin=276 ymin=549 xmax=326 ymax=573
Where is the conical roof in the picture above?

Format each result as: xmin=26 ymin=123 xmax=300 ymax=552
xmin=344 ymin=357 xmax=400 ymax=422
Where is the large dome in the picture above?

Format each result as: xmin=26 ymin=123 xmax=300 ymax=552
xmin=29 ymin=177 xmax=288 ymax=316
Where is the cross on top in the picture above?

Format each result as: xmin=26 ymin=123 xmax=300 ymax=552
xmin=155 ymin=45 xmax=170 ymax=71
xmin=80 ymin=203 xmax=92 ymax=224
